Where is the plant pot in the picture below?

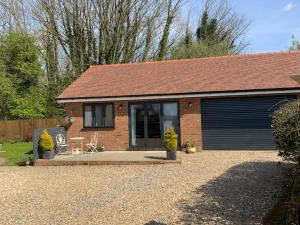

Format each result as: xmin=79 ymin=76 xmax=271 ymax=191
xmin=187 ymin=147 xmax=196 ymax=153
xmin=41 ymin=150 xmax=55 ymax=159
xmin=166 ymin=150 xmax=177 ymax=160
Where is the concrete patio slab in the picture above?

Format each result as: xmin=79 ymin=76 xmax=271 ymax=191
xmin=34 ymin=151 xmax=182 ymax=166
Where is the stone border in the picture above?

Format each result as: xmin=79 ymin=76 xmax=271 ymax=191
xmin=34 ymin=159 xmax=182 ymax=166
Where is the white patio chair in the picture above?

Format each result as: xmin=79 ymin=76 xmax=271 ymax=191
xmin=56 ymin=134 xmax=69 ymax=154
xmin=85 ymin=133 xmax=98 ymax=153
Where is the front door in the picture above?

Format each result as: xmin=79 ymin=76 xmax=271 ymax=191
xmin=129 ymin=102 xmax=179 ymax=148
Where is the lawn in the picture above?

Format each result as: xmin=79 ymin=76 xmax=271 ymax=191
xmin=0 ymin=142 xmax=33 ymax=166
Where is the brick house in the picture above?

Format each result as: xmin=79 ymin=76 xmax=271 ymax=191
xmin=57 ymin=51 xmax=300 ymax=151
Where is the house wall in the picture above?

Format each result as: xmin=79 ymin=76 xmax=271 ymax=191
xmin=63 ymin=94 xmax=299 ymax=151
xmin=179 ymin=98 xmax=202 ymax=150
xmin=64 ymin=101 xmax=129 ymax=151
xmin=64 ymin=98 xmax=203 ymax=151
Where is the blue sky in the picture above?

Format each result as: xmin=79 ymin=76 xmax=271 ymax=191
xmin=183 ymin=0 xmax=300 ymax=53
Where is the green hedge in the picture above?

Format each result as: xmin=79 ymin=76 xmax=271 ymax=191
xmin=272 ymin=100 xmax=300 ymax=165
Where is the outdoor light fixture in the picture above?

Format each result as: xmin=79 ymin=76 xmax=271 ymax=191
xmin=68 ymin=116 xmax=75 ymax=124
xmin=188 ymin=102 xmax=193 ymax=108
xmin=119 ymin=104 xmax=123 ymax=110
xmin=64 ymin=106 xmax=75 ymax=124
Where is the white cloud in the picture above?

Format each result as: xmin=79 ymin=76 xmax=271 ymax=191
xmin=283 ymin=2 xmax=296 ymax=12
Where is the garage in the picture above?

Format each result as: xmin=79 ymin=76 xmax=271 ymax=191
xmin=201 ymin=95 xmax=296 ymax=150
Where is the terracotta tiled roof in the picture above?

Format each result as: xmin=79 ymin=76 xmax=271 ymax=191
xmin=57 ymin=51 xmax=300 ymax=100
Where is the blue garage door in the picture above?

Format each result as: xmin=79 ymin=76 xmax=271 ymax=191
xmin=201 ymin=95 xmax=296 ymax=150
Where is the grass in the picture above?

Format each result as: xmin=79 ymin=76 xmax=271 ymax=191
xmin=0 ymin=142 xmax=33 ymax=166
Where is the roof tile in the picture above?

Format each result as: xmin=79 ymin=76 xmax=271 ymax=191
xmin=57 ymin=51 xmax=300 ymax=99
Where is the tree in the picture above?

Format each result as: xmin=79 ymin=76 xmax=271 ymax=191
xmin=290 ymin=35 xmax=300 ymax=51
xmin=0 ymin=32 xmax=48 ymax=119
xmin=0 ymin=33 xmax=41 ymax=91
xmin=171 ymin=0 xmax=249 ymax=60
xmin=201 ymin=0 xmax=249 ymax=53
xmin=12 ymin=87 xmax=48 ymax=119
xmin=171 ymin=39 xmax=232 ymax=59
xmin=157 ymin=0 xmax=183 ymax=60
xmin=0 ymin=73 xmax=16 ymax=119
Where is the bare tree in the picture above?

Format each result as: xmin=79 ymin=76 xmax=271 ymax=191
xmin=157 ymin=0 xmax=183 ymax=60
xmin=0 ymin=0 xmax=30 ymax=33
xmin=202 ymin=0 xmax=249 ymax=52
xmin=32 ymin=0 xmax=181 ymax=76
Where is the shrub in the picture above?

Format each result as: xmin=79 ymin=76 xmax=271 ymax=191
xmin=186 ymin=139 xmax=195 ymax=148
xmin=24 ymin=133 xmax=33 ymax=142
xmin=18 ymin=156 xmax=33 ymax=166
xmin=38 ymin=129 xmax=54 ymax=151
xmin=163 ymin=128 xmax=178 ymax=151
xmin=272 ymin=100 xmax=300 ymax=165
xmin=14 ymin=135 xmax=24 ymax=143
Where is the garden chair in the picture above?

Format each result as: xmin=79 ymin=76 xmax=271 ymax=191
xmin=85 ymin=133 xmax=99 ymax=153
xmin=56 ymin=134 xmax=69 ymax=154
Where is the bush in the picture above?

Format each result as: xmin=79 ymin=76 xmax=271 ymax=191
xmin=272 ymin=100 xmax=300 ymax=165
xmin=38 ymin=129 xmax=54 ymax=151
xmin=24 ymin=133 xmax=33 ymax=142
xmin=163 ymin=128 xmax=178 ymax=151
xmin=14 ymin=135 xmax=24 ymax=143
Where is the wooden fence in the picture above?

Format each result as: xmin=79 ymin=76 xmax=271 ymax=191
xmin=0 ymin=118 xmax=66 ymax=141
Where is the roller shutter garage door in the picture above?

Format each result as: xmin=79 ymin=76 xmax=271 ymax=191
xmin=201 ymin=95 xmax=296 ymax=150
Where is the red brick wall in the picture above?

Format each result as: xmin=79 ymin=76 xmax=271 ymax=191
xmin=64 ymin=98 xmax=203 ymax=151
xmin=64 ymin=101 xmax=129 ymax=150
xmin=179 ymin=98 xmax=202 ymax=150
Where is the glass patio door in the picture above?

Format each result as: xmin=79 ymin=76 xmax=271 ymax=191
xmin=129 ymin=102 xmax=179 ymax=148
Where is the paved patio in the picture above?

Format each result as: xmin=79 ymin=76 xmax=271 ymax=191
xmin=35 ymin=151 xmax=182 ymax=166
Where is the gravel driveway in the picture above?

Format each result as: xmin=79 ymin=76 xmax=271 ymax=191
xmin=0 ymin=151 xmax=283 ymax=225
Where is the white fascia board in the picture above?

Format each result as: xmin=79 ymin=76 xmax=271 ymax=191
xmin=57 ymin=89 xmax=300 ymax=103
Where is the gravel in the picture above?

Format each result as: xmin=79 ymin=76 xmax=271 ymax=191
xmin=0 ymin=151 xmax=284 ymax=225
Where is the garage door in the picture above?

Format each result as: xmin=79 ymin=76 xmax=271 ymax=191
xmin=201 ymin=95 xmax=295 ymax=150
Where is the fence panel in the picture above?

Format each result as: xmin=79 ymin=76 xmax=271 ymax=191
xmin=0 ymin=118 xmax=65 ymax=141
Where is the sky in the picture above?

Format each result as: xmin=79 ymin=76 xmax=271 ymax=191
xmin=183 ymin=0 xmax=300 ymax=53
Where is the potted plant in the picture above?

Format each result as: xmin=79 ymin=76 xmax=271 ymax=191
xmin=186 ymin=139 xmax=196 ymax=153
xmin=39 ymin=129 xmax=55 ymax=159
xmin=163 ymin=128 xmax=178 ymax=160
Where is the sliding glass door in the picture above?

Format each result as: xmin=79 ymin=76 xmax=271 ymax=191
xmin=129 ymin=102 xmax=179 ymax=148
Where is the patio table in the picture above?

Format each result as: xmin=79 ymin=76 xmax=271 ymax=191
xmin=70 ymin=137 xmax=85 ymax=154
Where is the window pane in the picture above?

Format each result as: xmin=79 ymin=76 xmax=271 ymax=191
xmin=95 ymin=105 xmax=104 ymax=127
xmin=93 ymin=104 xmax=114 ymax=127
xmin=84 ymin=105 xmax=93 ymax=127
xmin=130 ymin=104 xmax=144 ymax=147
xmin=147 ymin=103 xmax=161 ymax=147
xmin=163 ymin=103 xmax=178 ymax=134
xmin=104 ymin=104 xmax=113 ymax=126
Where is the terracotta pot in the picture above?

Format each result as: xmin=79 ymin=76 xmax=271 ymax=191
xmin=187 ymin=147 xmax=196 ymax=153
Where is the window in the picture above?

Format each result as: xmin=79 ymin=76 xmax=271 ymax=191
xmin=83 ymin=103 xmax=114 ymax=128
